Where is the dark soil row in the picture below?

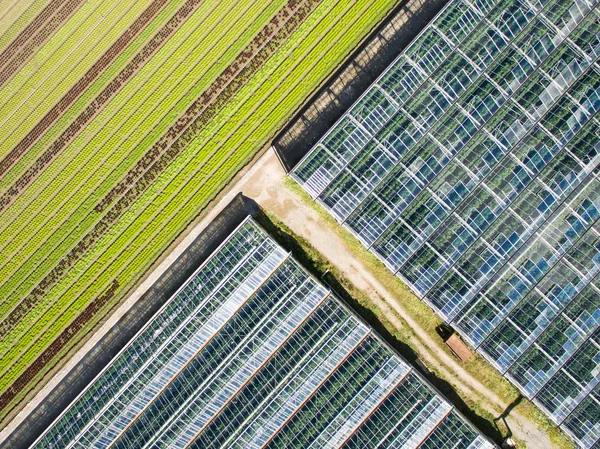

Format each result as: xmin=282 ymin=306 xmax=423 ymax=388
xmin=0 ymin=280 xmax=119 ymax=412
xmin=0 ymin=197 xmax=250 ymax=449
xmin=0 ymin=0 xmax=319 ymax=388
xmin=0 ymin=0 xmax=208 ymax=209
xmin=94 ymin=0 xmax=316 ymax=213
xmin=0 ymin=0 xmax=87 ymax=88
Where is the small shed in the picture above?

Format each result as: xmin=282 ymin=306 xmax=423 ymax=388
xmin=445 ymin=334 xmax=473 ymax=361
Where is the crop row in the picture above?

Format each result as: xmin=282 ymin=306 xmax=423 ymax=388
xmin=0 ymin=0 xmax=46 ymax=53
xmin=0 ymin=0 xmax=304 ymax=351
xmin=0 ymin=0 xmax=86 ymax=87
xmin=0 ymin=0 xmax=68 ymax=67
xmin=0 ymin=0 xmax=269 ymax=320
xmin=0 ymin=1 xmax=199 ymax=199
xmin=0 ymin=0 xmax=393 ymax=411
xmin=95 ymin=0 xmax=313 ymax=213
xmin=0 ymin=0 xmax=278 ymax=319
xmin=0 ymin=280 xmax=119 ymax=413
xmin=0 ymin=0 xmax=330 ymax=388
xmin=0 ymin=0 xmax=155 ymax=161
xmin=0 ymin=0 xmax=195 ymax=197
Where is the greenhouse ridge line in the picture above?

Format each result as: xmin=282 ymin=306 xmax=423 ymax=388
xmin=215 ymin=298 xmax=345 ymax=449
xmin=0 ymin=0 xmax=404 ymax=437
xmin=177 ymin=281 xmax=331 ymax=449
xmin=291 ymin=0 xmax=600 ymax=445
xmin=24 ymin=215 xmax=258 ymax=448
xmin=104 ymin=250 xmax=297 ymax=449
xmin=27 ymin=218 xmax=494 ymax=449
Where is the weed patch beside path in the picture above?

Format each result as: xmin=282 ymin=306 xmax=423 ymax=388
xmin=270 ymin=176 xmax=575 ymax=449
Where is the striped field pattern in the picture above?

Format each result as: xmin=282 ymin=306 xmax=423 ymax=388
xmin=0 ymin=0 xmax=398 ymax=423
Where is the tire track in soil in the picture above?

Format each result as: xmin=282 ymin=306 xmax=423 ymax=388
xmin=0 ymin=0 xmax=321 ymax=411
xmin=0 ymin=0 xmax=204 ymax=205
xmin=0 ymin=0 xmax=87 ymax=88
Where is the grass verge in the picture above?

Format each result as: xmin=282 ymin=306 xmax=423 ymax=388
xmin=275 ymin=176 xmax=576 ymax=449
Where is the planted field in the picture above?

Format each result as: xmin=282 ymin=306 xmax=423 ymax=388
xmin=0 ymin=0 xmax=398 ymax=424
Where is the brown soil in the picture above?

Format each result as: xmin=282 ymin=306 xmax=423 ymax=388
xmin=0 ymin=0 xmax=203 ymax=205
xmin=0 ymin=280 xmax=119 ymax=411
xmin=236 ymin=149 xmax=563 ymax=449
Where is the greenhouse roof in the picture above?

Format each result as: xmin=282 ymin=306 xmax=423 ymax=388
xmin=292 ymin=0 xmax=600 ymax=446
xmin=31 ymin=218 xmax=492 ymax=449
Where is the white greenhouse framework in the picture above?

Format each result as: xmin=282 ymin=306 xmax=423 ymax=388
xmin=30 ymin=218 xmax=493 ymax=449
xmin=292 ymin=0 xmax=600 ymax=446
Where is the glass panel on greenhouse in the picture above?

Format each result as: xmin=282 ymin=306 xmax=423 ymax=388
xmin=563 ymin=383 xmax=600 ymax=447
xmin=291 ymin=0 xmax=600 ymax=444
xmin=31 ymin=218 xmax=493 ymax=449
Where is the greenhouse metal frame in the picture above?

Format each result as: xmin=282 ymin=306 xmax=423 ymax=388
xmin=31 ymin=218 xmax=493 ymax=449
xmin=292 ymin=0 xmax=600 ymax=446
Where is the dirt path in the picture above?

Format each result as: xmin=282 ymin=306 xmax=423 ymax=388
xmin=241 ymin=149 xmax=560 ymax=449
xmin=1 ymin=149 xmax=561 ymax=448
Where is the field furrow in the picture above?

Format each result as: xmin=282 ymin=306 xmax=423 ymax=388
xmin=0 ymin=0 xmax=309 ymax=390
xmin=0 ymin=0 xmax=42 ymax=51
xmin=0 ymin=0 xmax=397 ymax=426
xmin=0 ymin=0 xmax=196 ymax=189
xmin=0 ymin=0 xmax=274 ymax=316
xmin=0 ymin=0 xmax=157 ymax=164
xmin=0 ymin=281 xmax=120 ymax=413
xmin=0 ymin=0 xmax=193 ymax=192
xmin=0 ymin=0 xmax=87 ymax=88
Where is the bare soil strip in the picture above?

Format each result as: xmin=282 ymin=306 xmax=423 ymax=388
xmin=0 ymin=0 xmax=196 ymax=198
xmin=0 ymin=281 xmax=119 ymax=412
xmin=0 ymin=0 xmax=67 ymax=66
xmin=0 ymin=0 xmax=87 ymax=88
xmin=0 ymin=0 xmax=320 ymax=412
